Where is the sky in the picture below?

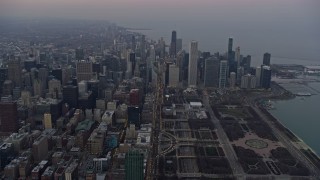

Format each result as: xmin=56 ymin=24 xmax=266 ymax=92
xmin=1 ymin=0 xmax=320 ymax=63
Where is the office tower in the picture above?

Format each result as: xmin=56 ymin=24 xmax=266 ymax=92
xmin=255 ymin=66 xmax=262 ymax=87
xmin=2 ymin=80 xmax=13 ymax=96
xmin=176 ymin=50 xmax=185 ymax=82
xmin=38 ymin=67 xmax=49 ymax=95
xmin=169 ymin=30 xmax=177 ymax=57
xmin=168 ymin=64 xmax=179 ymax=87
xmin=125 ymin=149 xmax=144 ymax=180
xmin=62 ymin=68 xmax=71 ymax=86
xmin=24 ymin=59 xmax=36 ymax=72
xmin=76 ymin=60 xmax=93 ymax=82
xmin=219 ymin=60 xmax=228 ymax=88
xmin=43 ymin=113 xmax=52 ymax=129
xmin=0 ymin=101 xmax=18 ymax=133
xmin=8 ymin=59 xmax=21 ymax=87
xmin=48 ymin=79 xmax=61 ymax=99
xmin=130 ymin=52 xmax=136 ymax=76
xmin=164 ymin=62 xmax=173 ymax=86
xmin=75 ymin=48 xmax=84 ymax=60
xmin=263 ymin=52 xmax=271 ymax=66
xmin=129 ymin=89 xmax=140 ymax=106
xmin=78 ymin=81 xmax=87 ymax=96
xmin=131 ymin=35 xmax=136 ymax=50
xmin=237 ymin=67 xmax=244 ymax=85
xmin=176 ymin=39 xmax=182 ymax=52
xmin=33 ymin=79 xmax=42 ymax=97
xmin=228 ymin=37 xmax=233 ymax=55
xmin=230 ymin=72 xmax=236 ymax=89
xmin=39 ymin=52 xmax=47 ymax=65
xmin=63 ymin=85 xmax=78 ymax=109
xmin=32 ymin=135 xmax=48 ymax=163
xmin=12 ymin=87 xmax=21 ymax=100
xmin=140 ymin=35 xmax=146 ymax=60
xmin=0 ymin=67 xmax=8 ymax=96
xmin=241 ymin=74 xmax=257 ymax=89
xmin=204 ymin=57 xmax=220 ymax=87
xmin=159 ymin=37 xmax=166 ymax=58
xmin=51 ymin=68 xmax=62 ymax=82
xmin=147 ymin=45 xmax=155 ymax=83
xmin=242 ymin=55 xmax=251 ymax=74
xmin=261 ymin=66 xmax=272 ymax=89
xmin=188 ymin=41 xmax=198 ymax=87
xmin=235 ymin=47 xmax=241 ymax=67
xmin=21 ymin=90 xmax=31 ymax=107
xmin=127 ymin=106 xmax=140 ymax=128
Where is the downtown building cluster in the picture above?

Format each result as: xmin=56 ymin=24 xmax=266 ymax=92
xmin=0 ymin=20 xmax=274 ymax=180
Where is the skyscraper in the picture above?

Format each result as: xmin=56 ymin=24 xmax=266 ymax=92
xmin=63 ymin=85 xmax=78 ymax=109
xmin=228 ymin=37 xmax=233 ymax=55
xmin=0 ymin=101 xmax=18 ymax=133
xmin=255 ymin=66 xmax=262 ymax=87
xmin=204 ymin=57 xmax=220 ymax=87
xmin=261 ymin=66 xmax=271 ymax=89
xmin=125 ymin=149 xmax=144 ymax=180
xmin=76 ymin=60 xmax=93 ymax=82
xmin=227 ymin=37 xmax=236 ymax=74
xmin=263 ymin=53 xmax=271 ymax=66
xmin=176 ymin=39 xmax=182 ymax=52
xmin=168 ymin=64 xmax=179 ymax=87
xmin=7 ymin=59 xmax=21 ymax=87
xmin=188 ymin=41 xmax=198 ymax=87
xmin=219 ymin=60 xmax=228 ymax=88
xmin=230 ymin=72 xmax=236 ymax=89
xmin=235 ymin=46 xmax=241 ymax=67
xmin=169 ymin=31 xmax=177 ymax=57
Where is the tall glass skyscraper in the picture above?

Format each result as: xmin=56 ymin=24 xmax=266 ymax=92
xmin=169 ymin=30 xmax=177 ymax=57
xmin=125 ymin=149 xmax=144 ymax=180
xmin=219 ymin=60 xmax=228 ymax=88
xmin=188 ymin=41 xmax=198 ymax=87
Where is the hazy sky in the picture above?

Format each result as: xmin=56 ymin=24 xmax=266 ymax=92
xmin=1 ymin=0 xmax=320 ymax=62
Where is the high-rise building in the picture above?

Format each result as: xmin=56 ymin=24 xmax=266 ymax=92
xmin=125 ymin=149 xmax=144 ymax=180
xmin=76 ymin=60 xmax=93 ymax=82
xmin=261 ymin=66 xmax=271 ymax=89
xmin=43 ymin=113 xmax=52 ymax=129
xmin=51 ymin=68 xmax=62 ymax=82
xmin=75 ymin=48 xmax=84 ymax=60
xmin=0 ymin=67 xmax=8 ymax=96
xmin=255 ymin=66 xmax=262 ymax=87
xmin=176 ymin=39 xmax=182 ymax=52
xmin=38 ymin=67 xmax=49 ymax=91
xmin=127 ymin=106 xmax=140 ymax=128
xmin=131 ymin=35 xmax=136 ymax=50
xmin=229 ymin=72 xmax=236 ymax=89
xmin=32 ymin=135 xmax=48 ymax=163
xmin=241 ymin=74 xmax=257 ymax=89
xmin=263 ymin=53 xmax=271 ymax=66
xmin=235 ymin=47 xmax=241 ymax=67
xmin=33 ymin=79 xmax=42 ymax=97
xmin=63 ymin=85 xmax=78 ymax=109
xmin=168 ymin=64 xmax=179 ymax=87
xmin=169 ymin=31 xmax=177 ymax=57
xmin=242 ymin=55 xmax=251 ymax=74
xmin=227 ymin=37 xmax=236 ymax=74
xmin=228 ymin=37 xmax=233 ymax=55
xmin=129 ymin=89 xmax=140 ymax=106
xmin=204 ymin=57 xmax=220 ymax=87
xmin=7 ymin=59 xmax=21 ymax=87
xmin=0 ymin=101 xmax=18 ymax=133
xmin=188 ymin=41 xmax=198 ymax=87
xmin=219 ymin=60 xmax=228 ymax=88
xmin=48 ymin=79 xmax=61 ymax=99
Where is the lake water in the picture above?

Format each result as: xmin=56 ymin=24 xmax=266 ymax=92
xmin=269 ymin=82 xmax=320 ymax=155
